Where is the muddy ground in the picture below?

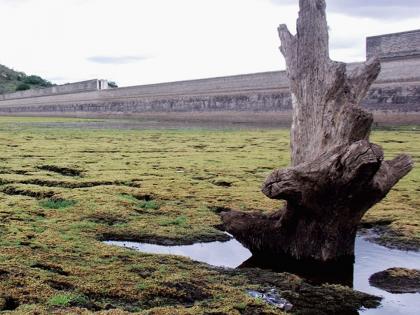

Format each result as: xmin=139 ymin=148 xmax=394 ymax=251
xmin=2 ymin=111 xmax=420 ymax=130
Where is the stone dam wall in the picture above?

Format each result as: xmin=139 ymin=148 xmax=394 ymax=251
xmin=0 ymin=30 xmax=419 ymax=116
xmin=0 ymin=79 xmax=108 ymax=101
xmin=367 ymin=29 xmax=420 ymax=60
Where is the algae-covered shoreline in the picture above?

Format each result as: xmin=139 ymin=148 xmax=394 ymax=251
xmin=0 ymin=116 xmax=418 ymax=314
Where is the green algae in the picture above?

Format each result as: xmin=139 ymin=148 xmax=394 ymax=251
xmin=0 ymin=116 xmax=416 ymax=313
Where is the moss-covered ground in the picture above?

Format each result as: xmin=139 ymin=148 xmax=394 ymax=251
xmin=369 ymin=267 xmax=420 ymax=294
xmin=0 ymin=116 xmax=417 ymax=314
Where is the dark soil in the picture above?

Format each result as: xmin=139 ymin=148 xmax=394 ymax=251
xmin=85 ymin=212 xmax=128 ymax=226
xmin=46 ymin=280 xmax=75 ymax=291
xmin=0 ymin=186 xmax=55 ymax=199
xmin=225 ymin=268 xmax=381 ymax=315
xmin=18 ymin=178 xmax=141 ymax=189
xmin=31 ymin=263 xmax=70 ymax=276
xmin=99 ymin=230 xmax=231 ymax=246
xmin=37 ymin=165 xmax=83 ymax=177
xmin=0 ymin=297 xmax=19 ymax=311
xmin=359 ymin=225 xmax=420 ymax=251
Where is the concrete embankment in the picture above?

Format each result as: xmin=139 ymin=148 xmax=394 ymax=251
xmin=0 ymin=29 xmax=420 ymax=123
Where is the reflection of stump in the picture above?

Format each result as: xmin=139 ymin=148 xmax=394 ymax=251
xmin=239 ymin=253 xmax=354 ymax=287
xmin=222 ymin=0 xmax=413 ymax=262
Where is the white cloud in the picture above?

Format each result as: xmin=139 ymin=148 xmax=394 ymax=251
xmin=271 ymin=0 xmax=420 ymax=20
xmin=0 ymin=0 xmax=418 ymax=87
xmin=87 ymin=55 xmax=153 ymax=64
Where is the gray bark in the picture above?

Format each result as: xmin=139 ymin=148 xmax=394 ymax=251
xmin=222 ymin=0 xmax=413 ymax=262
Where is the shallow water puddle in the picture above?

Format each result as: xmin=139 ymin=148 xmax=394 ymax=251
xmin=355 ymin=237 xmax=420 ymax=315
xmin=105 ymin=238 xmax=251 ymax=268
xmin=105 ymin=236 xmax=420 ymax=315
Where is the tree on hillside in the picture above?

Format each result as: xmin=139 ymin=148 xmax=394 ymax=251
xmin=15 ymin=83 xmax=31 ymax=91
xmin=23 ymin=75 xmax=53 ymax=87
xmin=221 ymin=0 xmax=413 ymax=262
xmin=108 ymin=81 xmax=118 ymax=88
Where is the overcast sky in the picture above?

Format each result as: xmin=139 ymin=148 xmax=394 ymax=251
xmin=0 ymin=0 xmax=419 ymax=87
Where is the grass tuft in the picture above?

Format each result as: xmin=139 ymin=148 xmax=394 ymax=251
xmin=39 ymin=198 xmax=77 ymax=209
xmin=159 ymin=215 xmax=188 ymax=227
xmin=138 ymin=199 xmax=159 ymax=210
xmin=137 ymin=282 xmax=149 ymax=290
xmin=47 ymin=293 xmax=88 ymax=307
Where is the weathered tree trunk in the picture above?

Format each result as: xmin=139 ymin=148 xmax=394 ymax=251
xmin=222 ymin=0 xmax=413 ymax=262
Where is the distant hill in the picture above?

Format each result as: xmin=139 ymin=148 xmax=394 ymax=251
xmin=0 ymin=64 xmax=54 ymax=94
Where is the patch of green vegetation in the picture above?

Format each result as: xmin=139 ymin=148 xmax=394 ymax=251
xmin=136 ymin=282 xmax=150 ymax=291
xmin=47 ymin=293 xmax=88 ymax=307
xmin=39 ymin=198 xmax=77 ymax=209
xmin=22 ymin=75 xmax=52 ymax=87
xmin=138 ymin=199 xmax=159 ymax=210
xmin=15 ymin=83 xmax=30 ymax=91
xmin=0 ymin=116 xmax=415 ymax=313
xmin=108 ymin=80 xmax=118 ymax=88
xmin=234 ymin=302 xmax=247 ymax=311
xmin=119 ymin=193 xmax=140 ymax=203
xmin=159 ymin=215 xmax=188 ymax=227
xmin=120 ymin=193 xmax=160 ymax=212
xmin=0 ymin=64 xmax=53 ymax=94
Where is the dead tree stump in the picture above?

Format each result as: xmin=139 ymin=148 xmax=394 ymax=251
xmin=222 ymin=0 xmax=413 ymax=262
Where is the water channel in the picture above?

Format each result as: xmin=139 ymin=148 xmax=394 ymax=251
xmin=105 ymin=235 xmax=420 ymax=315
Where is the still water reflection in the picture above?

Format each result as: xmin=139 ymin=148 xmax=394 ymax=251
xmin=354 ymin=237 xmax=420 ymax=315
xmin=105 ymin=235 xmax=420 ymax=315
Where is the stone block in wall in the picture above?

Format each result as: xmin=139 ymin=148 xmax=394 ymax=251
xmin=367 ymin=29 xmax=420 ymax=60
